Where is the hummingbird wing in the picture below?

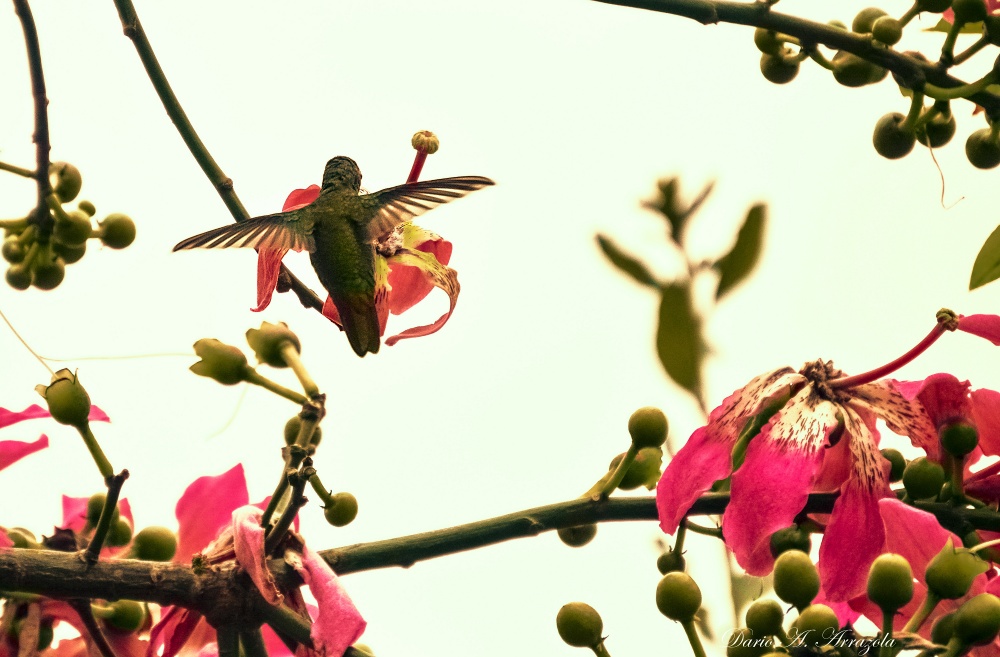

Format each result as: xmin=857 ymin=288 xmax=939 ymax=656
xmin=362 ymin=176 xmax=494 ymax=242
xmin=172 ymin=213 xmax=316 ymax=252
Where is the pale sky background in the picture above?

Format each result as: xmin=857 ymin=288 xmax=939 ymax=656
xmin=3 ymin=1 xmax=1000 ymax=655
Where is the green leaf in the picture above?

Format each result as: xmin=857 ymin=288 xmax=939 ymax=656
xmin=714 ymin=203 xmax=767 ymax=299
xmin=656 ymin=283 xmax=703 ymax=401
xmin=597 ymin=234 xmax=658 ymax=288
xmin=970 ymin=224 xmax=1000 ymax=289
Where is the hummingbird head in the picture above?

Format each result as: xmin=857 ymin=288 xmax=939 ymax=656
xmin=321 ymin=156 xmax=362 ymax=193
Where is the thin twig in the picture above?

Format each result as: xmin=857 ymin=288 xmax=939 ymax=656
xmin=84 ymin=470 xmax=130 ymax=564
xmin=67 ymin=600 xmax=119 ymax=657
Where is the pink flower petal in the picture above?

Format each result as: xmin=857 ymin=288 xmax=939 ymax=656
xmin=0 ymin=529 xmax=12 ymax=548
xmin=972 ymin=388 xmax=1000 ymax=456
xmin=958 ymin=314 xmax=1000 ymax=346
xmin=283 ymin=186 xmax=321 ymax=212
xmin=146 ymin=607 xmax=205 ymax=657
xmin=851 ymin=381 xmax=940 ymax=462
xmin=175 ymin=465 xmax=249 ymax=564
xmin=288 ymin=546 xmax=366 ymax=657
xmin=656 ymin=427 xmax=733 ymax=534
xmin=383 ymin=247 xmax=459 ymax=346
xmin=891 ymin=374 xmax=970 ymax=428
xmin=232 ymin=506 xmax=281 ymax=605
xmin=0 ymin=404 xmax=108 ymax=429
xmin=0 ymin=435 xmax=48 ymax=471
xmin=320 ymin=296 xmax=344 ymax=328
xmin=60 ymin=495 xmax=133 ymax=533
xmin=254 ymin=248 xmax=288 ymax=312
xmin=818 ymin=479 xmax=887 ymax=602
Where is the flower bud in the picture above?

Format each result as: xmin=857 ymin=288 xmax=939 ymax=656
xmin=656 ymin=547 xmax=686 ymax=574
xmin=902 ymin=456 xmax=946 ymax=500
xmin=53 ymin=239 xmax=86 ymax=265
xmin=36 ymin=369 xmax=91 ymax=427
xmin=867 ymin=553 xmax=914 ymax=612
xmin=98 ymin=213 xmax=136 ymax=249
xmin=769 ymin=525 xmax=811 ymax=558
xmin=2 ymin=236 xmax=25 ymax=264
xmin=610 ymin=447 xmax=663 ymax=490
xmin=6 ymin=264 xmax=31 ymax=290
xmin=931 ymin=611 xmax=956 ymax=645
xmin=49 ymin=162 xmax=82 ymax=203
xmin=246 ymin=321 xmax=300 ymax=368
xmin=628 ymin=406 xmax=668 ymax=448
xmin=953 ymin=593 xmax=1000 ymax=646
xmin=555 ymin=602 xmax=603 ymax=648
xmin=107 ymin=518 xmax=133 ymax=547
xmin=53 ymin=210 xmax=93 ymax=247
xmin=953 ymin=0 xmax=987 ymax=24
xmin=411 ymin=131 xmax=440 ymax=155
xmin=852 ymin=7 xmax=888 ymax=33
xmin=78 ymin=200 xmax=97 ymax=217
xmin=789 ymin=605 xmax=839 ymax=648
xmin=881 ymin=448 xmax=906 ymax=483
xmin=104 ymin=600 xmax=147 ymax=633
xmin=941 ymin=422 xmax=978 ymax=457
xmin=4 ymin=527 xmax=38 ymax=549
xmin=558 ymin=524 xmax=597 ymax=548
xmin=190 ymin=339 xmax=251 ymax=385
xmin=655 ymin=572 xmax=702 ymax=621
xmin=773 ymin=550 xmax=819 ymax=610
xmin=31 ymin=253 xmax=65 ymax=291
xmin=86 ymin=493 xmax=120 ymax=529
xmin=129 ymin=526 xmax=177 ymax=561
xmin=871 ymin=16 xmax=903 ymax=45
xmin=324 ymin=492 xmax=358 ymax=527
xmin=745 ymin=599 xmax=784 ymax=637
xmin=925 ymin=538 xmax=989 ymax=599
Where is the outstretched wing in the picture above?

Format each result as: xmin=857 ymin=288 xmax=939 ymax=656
xmin=363 ymin=176 xmax=494 ymax=242
xmin=172 ymin=213 xmax=316 ymax=253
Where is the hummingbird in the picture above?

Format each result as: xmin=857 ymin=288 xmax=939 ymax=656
xmin=173 ymin=156 xmax=494 ymax=357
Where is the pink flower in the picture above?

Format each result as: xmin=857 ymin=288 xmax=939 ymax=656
xmin=0 ymin=404 xmax=109 ymax=472
xmin=255 ymin=186 xmax=460 ymax=348
xmin=148 ymin=466 xmax=364 ymax=657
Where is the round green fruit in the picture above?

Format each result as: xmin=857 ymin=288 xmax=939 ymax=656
xmin=872 ymin=17 xmax=903 ymax=45
xmin=99 ymin=213 xmax=136 ymax=249
xmin=556 ymin=602 xmax=603 ymax=648
xmin=130 ymin=526 xmax=178 ymax=561
xmin=324 ymin=492 xmax=359 ymax=527
xmin=953 ymin=0 xmax=987 ymax=24
xmin=628 ymin=406 xmax=668 ymax=448
xmin=655 ymin=572 xmax=702 ymax=621
xmin=966 ymin=129 xmax=1000 ymax=169
xmin=773 ymin=550 xmax=820 ymax=610
xmin=558 ymin=524 xmax=597 ymax=547
xmin=760 ymin=53 xmax=799 ymax=85
xmin=31 ymin=255 xmax=65 ymax=291
xmin=902 ymin=456 xmax=946 ymax=499
xmin=852 ymin=7 xmax=889 ymax=33
xmin=49 ymin=162 xmax=82 ymax=203
xmin=873 ymin=112 xmax=916 ymax=160
xmin=916 ymin=112 xmax=957 ymax=149
xmin=6 ymin=265 xmax=31 ymax=290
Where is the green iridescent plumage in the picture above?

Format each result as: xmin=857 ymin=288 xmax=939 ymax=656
xmin=174 ymin=156 xmax=494 ymax=356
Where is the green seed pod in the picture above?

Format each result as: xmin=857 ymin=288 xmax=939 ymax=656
xmin=867 ymin=553 xmax=914 ymax=612
xmin=628 ymin=406 xmax=669 ymax=448
xmin=873 ymin=112 xmax=916 ymax=160
xmin=881 ymin=448 xmax=906 ymax=483
xmin=77 ymin=200 xmax=96 ymax=217
xmin=656 ymin=547 xmax=686 ymax=574
xmin=246 ymin=321 xmax=301 ymax=368
xmin=130 ymin=526 xmax=178 ymax=561
xmin=53 ymin=209 xmax=93 ymax=247
xmin=773 ymin=550 xmax=820 ymax=610
xmin=953 ymin=0 xmax=987 ymax=24
xmin=941 ymin=422 xmax=979 ymax=457
xmin=31 ymin=254 xmax=65 ymax=291
xmin=931 ymin=611 xmax=956 ymax=645
xmin=5 ymin=265 xmax=31 ymax=290
xmin=36 ymin=369 xmax=92 ymax=427
xmin=966 ymin=129 xmax=1000 ymax=169
xmin=98 ymin=213 xmax=136 ymax=249
xmin=916 ymin=111 xmax=957 ymax=149
xmin=655 ymin=571 xmax=702 ymax=621
xmin=759 ymin=53 xmax=799 ymax=85
xmin=49 ymin=162 xmax=82 ymax=203
xmin=953 ymin=593 xmax=1000 ymax=646
xmin=107 ymin=518 xmax=133 ymax=547
xmin=556 ymin=602 xmax=604 ymax=648
xmin=53 ymin=239 xmax=87 ymax=265
xmin=5 ymin=527 xmax=38 ymax=549
xmin=558 ymin=524 xmax=597 ymax=547
xmin=753 ymin=28 xmax=783 ymax=55
xmin=745 ymin=599 xmax=785 ymax=637
xmin=872 ymin=17 xmax=903 ymax=45
xmin=324 ymin=492 xmax=359 ymax=527
xmin=902 ymin=456 xmax=946 ymax=499
xmin=190 ymin=339 xmax=251 ymax=385
xmin=925 ymin=538 xmax=989 ymax=600
xmin=853 ymin=7 xmax=889 ymax=33
xmin=790 ymin=604 xmax=840 ymax=649
xmin=2 ymin=236 xmax=25 ymax=264
xmin=832 ymin=51 xmax=887 ymax=87
xmin=104 ymin=600 xmax=147 ymax=633
xmin=611 ymin=447 xmax=663 ymax=490
xmin=769 ymin=525 xmax=812 ymax=558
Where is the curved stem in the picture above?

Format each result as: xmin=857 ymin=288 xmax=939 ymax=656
xmin=245 ymin=370 xmax=309 ymax=405
xmin=925 ymin=72 xmax=998 ymax=101
xmin=0 ymin=160 xmax=34 ymax=178
xmin=902 ymin=591 xmax=940 ymax=633
xmin=953 ymin=36 xmax=989 ymax=66
xmin=67 ymin=600 xmax=119 ymax=657
xmin=829 ymin=323 xmax=946 ymax=389
xmin=279 ymin=343 xmax=320 ymax=399
xmin=681 ymin=619 xmax=708 ymax=657
xmin=77 ymin=422 xmax=115 ymax=480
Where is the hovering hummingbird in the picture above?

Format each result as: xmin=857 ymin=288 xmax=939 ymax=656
xmin=173 ymin=156 xmax=494 ymax=357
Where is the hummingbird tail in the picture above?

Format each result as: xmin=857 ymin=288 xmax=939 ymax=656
xmin=334 ymin=295 xmax=382 ymax=357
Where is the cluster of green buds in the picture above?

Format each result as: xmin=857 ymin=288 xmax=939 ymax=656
xmin=558 ymin=407 xmax=668 ymax=549
xmin=2 ymin=162 xmax=135 ymax=290
xmin=880 ymin=418 xmax=979 ymax=504
xmin=754 ymin=1 xmax=1000 ymax=168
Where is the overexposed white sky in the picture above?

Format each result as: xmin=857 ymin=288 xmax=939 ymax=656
xmin=3 ymin=1 xmax=1000 ymax=655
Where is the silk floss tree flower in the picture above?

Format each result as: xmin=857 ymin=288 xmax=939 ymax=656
xmin=656 ymin=310 xmax=1000 ymax=602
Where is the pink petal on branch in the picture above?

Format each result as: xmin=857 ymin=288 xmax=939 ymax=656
xmin=972 ymin=388 xmax=1000 ymax=456
xmin=60 ymin=495 xmax=133 ymax=533
xmin=175 ymin=464 xmax=249 ymax=563
xmin=818 ymin=479 xmax=887 ymax=601
xmin=656 ymin=426 xmax=733 ymax=534
xmin=146 ymin=607 xmax=205 ymax=657
xmin=232 ymin=506 xmax=281 ymax=604
xmin=957 ymin=314 xmax=1000 ymax=345
xmin=290 ymin=546 xmax=366 ymax=657
xmin=0 ymin=435 xmax=48 ymax=471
